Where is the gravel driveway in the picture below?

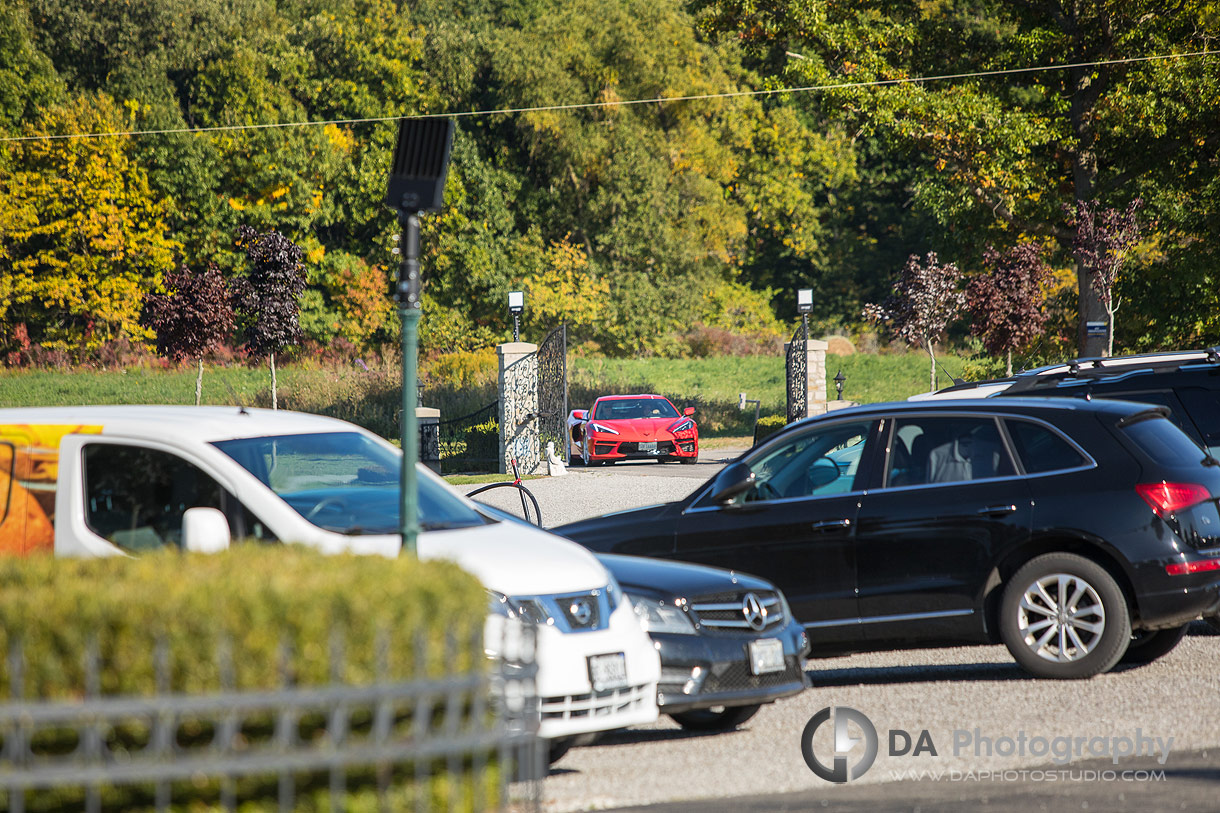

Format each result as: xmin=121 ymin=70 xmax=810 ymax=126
xmin=476 ymin=464 xmax=1220 ymax=811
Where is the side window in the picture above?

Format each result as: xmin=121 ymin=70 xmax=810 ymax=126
xmin=84 ymin=444 xmax=224 ymax=551
xmin=1004 ymin=420 xmax=1088 ymax=474
xmin=886 ymin=416 xmax=1014 ymax=487
xmin=743 ymin=421 xmax=872 ymax=502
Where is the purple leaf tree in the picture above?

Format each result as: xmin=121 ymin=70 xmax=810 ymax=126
xmin=865 ymin=251 xmax=965 ymax=391
xmin=233 ymin=226 xmax=305 ymax=409
xmin=966 ymin=243 xmax=1053 ymax=376
xmin=1069 ymin=199 xmax=1143 ymax=357
xmin=143 ymin=263 xmax=235 ymax=405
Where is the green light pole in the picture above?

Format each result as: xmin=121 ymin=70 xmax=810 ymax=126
xmin=397 ymin=211 xmax=422 ymax=554
xmin=385 ymin=118 xmax=454 ymax=556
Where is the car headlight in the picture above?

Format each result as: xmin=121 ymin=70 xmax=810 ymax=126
xmin=590 ymin=422 xmax=620 ymax=435
xmin=486 ymin=590 xmax=552 ymax=625
xmin=670 ymin=419 xmax=694 ymax=434
xmin=625 ymin=592 xmax=696 ymax=634
xmin=606 ymin=575 xmax=624 ymax=614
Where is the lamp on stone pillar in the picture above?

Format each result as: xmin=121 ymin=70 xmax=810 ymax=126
xmin=797 ymin=288 xmax=813 ymax=342
xmin=385 ymin=117 xmax=454 ymax=555
xmin=508 ymin=290 xmax=525 ymax=342
xmin=834 ymin=369 xmax=846 ymax=400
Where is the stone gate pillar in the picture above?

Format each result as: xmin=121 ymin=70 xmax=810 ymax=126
xmin=498 ymin=342 xmax=541 ymax=475
xmin=806 ymin=338 xmax=828 ymax=417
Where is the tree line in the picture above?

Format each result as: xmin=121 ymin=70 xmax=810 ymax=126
xmin=1 ymin=0 xmax=1217 ymax=364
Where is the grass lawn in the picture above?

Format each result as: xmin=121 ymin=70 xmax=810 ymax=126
xmin=0 ymin=351 xmax=972 ymax=440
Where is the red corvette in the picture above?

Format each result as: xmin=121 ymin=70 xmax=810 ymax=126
xmin=568 ymin=394 xmax=699 ymax=466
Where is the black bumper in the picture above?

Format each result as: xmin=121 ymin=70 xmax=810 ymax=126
xmin=651 ymin=621 xmax=810 ymax=714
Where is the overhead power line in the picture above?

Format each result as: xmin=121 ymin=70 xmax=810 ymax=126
xmin=1 ymin=49 xmax=1216 ymax=143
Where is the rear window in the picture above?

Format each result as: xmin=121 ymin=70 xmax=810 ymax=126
xmin=1120 ymin=415 xmax=1207 ymax=467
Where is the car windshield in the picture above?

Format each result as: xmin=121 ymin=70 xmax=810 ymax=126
xmin=211 ymin=432 xmax=487 ymax=534
xmin=593 ymin=398 xmax=679 ymax=420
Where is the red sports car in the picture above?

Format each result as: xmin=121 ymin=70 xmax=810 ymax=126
xmin=568 ymin=394 xmax=699 ymax=466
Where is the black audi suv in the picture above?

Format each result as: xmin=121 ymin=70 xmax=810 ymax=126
xmin=555 ymin=398 xmax=1220 ymax=679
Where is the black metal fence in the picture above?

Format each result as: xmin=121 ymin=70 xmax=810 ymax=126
xmin=0 ymin=625 xmax=540 ymax=813
xmin=536 ymin=325 xmax=568 ymax=464
xmin=437 ymin=400 xmax=499 ymax=473
xmin=786 ymin=324 xmax=808 ymax=424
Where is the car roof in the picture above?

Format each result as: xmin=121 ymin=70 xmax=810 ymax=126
xmin=926 ymin=347 xmax=1220 ymax=399
xmin=0 ymin=405 xmax=360 ymax=443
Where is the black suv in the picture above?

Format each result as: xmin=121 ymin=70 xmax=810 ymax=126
xmin=555 ymin=398 xmax=1220 ymax=679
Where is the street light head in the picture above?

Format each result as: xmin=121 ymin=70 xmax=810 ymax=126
xmin=797 ymin=288 xmax=813 ymax=314
xmin=385 ymin=118 xmax=454 ymax=213
xmin=508 ymin=290 xmax=525 ymax=314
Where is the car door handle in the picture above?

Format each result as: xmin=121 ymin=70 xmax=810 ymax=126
xmin=977 ymin=504 xmax=1017 ymax=516
xmin=812 ymin=518 xmax=851 ymax=531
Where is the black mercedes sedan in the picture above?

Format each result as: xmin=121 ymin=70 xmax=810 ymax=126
xmin=555 ymin=398 xmax=1220 ymax=679
xmin=599 ymin=553 xmax=809 ymax=731
xmin=471 ymin=502 xmax=808 ymax=732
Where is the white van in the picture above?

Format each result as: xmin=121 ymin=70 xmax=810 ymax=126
xmin=0 ymin=406 xmax=660 ymax=742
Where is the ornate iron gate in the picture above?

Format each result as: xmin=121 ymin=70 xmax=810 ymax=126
xmin=786 ymin=324 xmax=808 ymax=424
xmin=536 ymin=325 xmax=568 ymax=462
xmin=437 ymin=400 xmax=499 ymax=472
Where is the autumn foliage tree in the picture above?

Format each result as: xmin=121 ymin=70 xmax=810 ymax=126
xmin=966 ymin=244 xmax=1053 ymax=376
xmin=233 ymin=226 xmax=305 ymax=409
xmin=865 ymin=252 xmax=965 ymax=391
xmin=143 ymin=264 xmax=235 ymax=404
xmin=1069 ymin=200 xmax=1143 ymax=357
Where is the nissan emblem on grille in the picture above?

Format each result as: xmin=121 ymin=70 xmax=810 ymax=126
xmin=570 ymin=597 xmax=594 ymax=626
xmin=742 ymin=592 xmax=767 ymax=631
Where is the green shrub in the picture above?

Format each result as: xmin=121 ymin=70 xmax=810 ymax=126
xmin=752 ymin=414 xmax=787 ymax=445
xmin=0 ymin=548 xmax=495 ymax=811
xmin=0 ymin=547 xmax=485 ymax=696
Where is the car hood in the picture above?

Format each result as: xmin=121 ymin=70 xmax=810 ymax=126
xmin=553 ymin=502 xmax=676 ymax=551
xmin=418 ymin=520 xmax=610 ymax=596
xmin=596 ymin=553 xmax=773 ymax=599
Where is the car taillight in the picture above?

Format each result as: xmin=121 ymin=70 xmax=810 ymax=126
xmin=1166 ymin=558 xmax=1220 ymax=576
xmin=1135 ymin=482 xmax=1212 ymax=518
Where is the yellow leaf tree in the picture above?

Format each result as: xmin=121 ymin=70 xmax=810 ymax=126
xmin=0 ymin=94 xmax=179 ymax=354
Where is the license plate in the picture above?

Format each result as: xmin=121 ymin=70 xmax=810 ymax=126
xmin=639 ymin=441 xmax=657 ymax=453
xmin=749 ymin=638 xmax=785 ymax=675
xmin=589 ymin=652 xmax=629 ymax=691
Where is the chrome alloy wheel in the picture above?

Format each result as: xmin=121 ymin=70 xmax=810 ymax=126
xmin=1017 ymin=573 xmax=1106 ymax=663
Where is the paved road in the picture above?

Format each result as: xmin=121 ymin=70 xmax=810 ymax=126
xmin=534 ymin=626 xmax=1220 ymax=812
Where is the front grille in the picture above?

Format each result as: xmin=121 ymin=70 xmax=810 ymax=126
xmin=690 ymin=590 xmax=785 ymax=632
xmin=700 ymin=657 xmax=802 ymax=694
xmin=556 ymin=593 xmax=602 ymax=630
xmin=540 ymin=683 xmax=653 ymax=720
xmin=618 ymin=441 xmax=675 ymax=455
xmin=595 ymin=443 xmax=616 ymax=455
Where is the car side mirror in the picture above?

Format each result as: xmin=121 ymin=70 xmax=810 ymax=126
xmin=683 ymin=407 xmax=695 ymax=416
xmin=572 ymin=409 xmax=588 ymax=421
xmin=183 ymin=507 xmax=231 ymax=553
xmin=708 ymin=461 xmax=756 ymax=505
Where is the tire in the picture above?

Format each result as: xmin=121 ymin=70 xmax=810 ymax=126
xmin=679 ymin=453 xmax=698 ymax=465
xmin=1120 ymin=623 xmax=1190 ymax=665
xmin=998 ymin=552 xmax=1130 ymax=679
xmin=667 ymin=704 xmax=761 ymax=732
xmin=1206 ymin=614 xmax=1220 ymax=634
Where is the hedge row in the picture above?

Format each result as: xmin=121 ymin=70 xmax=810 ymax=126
xmin=0 ymin=548 xmax=487 ymax=697
xmin=0 ymin=548 xmax=496 ymax=812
